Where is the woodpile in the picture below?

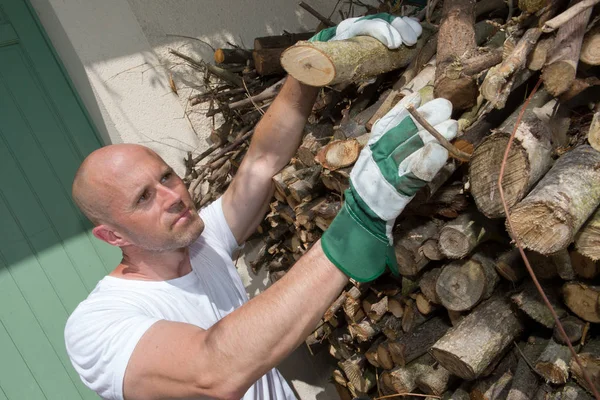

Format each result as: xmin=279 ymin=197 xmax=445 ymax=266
xmin=174 ymin=0 xmax=600 ymax=398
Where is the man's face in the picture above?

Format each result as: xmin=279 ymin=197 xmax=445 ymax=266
xmin=101 ymin=150 xmax=204 ymax=251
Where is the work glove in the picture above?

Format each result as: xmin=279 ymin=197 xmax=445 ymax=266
xmin=309 ymin=13 xmax=422 ymax=48
xmin=321 ymin=93 xmax=458 ymax=282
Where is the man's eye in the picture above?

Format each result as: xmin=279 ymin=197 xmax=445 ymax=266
xmin=137 ymin=192 xmax=148 ymax=204
xmin=161 ymin=172 xmax=172 ymax=183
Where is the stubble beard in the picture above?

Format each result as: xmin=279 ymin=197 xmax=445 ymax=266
xmin=126 ymin=215 xmax=205 ymax=252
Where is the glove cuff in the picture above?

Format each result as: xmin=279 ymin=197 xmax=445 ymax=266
xmin=322 ymin=194 xmax=397 ymax=282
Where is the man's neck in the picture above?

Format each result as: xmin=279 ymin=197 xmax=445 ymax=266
xmin=110 ymin=247 xmax=193 ymax=281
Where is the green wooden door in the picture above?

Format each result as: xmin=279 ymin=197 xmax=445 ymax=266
xmin=0 ymin=1 xmax=120 ymax=398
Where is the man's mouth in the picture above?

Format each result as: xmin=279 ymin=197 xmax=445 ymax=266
xmin=173 ymin=208 xmax=190 ymax=226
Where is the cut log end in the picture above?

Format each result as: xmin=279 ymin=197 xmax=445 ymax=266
xmin=281 ymin=45 xmax=335 ymax=87
xmin=542 ymin=61 xmax=577 ymax=97
xmin=437 ymin=260 xmax=486 ymax=312
xmin=430 ymin=348 xmax=476 ymax=381
xmin=509 ymin=203 xmax=571 ymax=254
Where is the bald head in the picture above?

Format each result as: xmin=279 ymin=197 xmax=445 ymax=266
xmin=72 ymin=144 xmax=163 ymax=225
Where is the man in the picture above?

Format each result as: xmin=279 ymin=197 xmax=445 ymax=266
xmin=65 ymin=14 xmax=457 ymax=400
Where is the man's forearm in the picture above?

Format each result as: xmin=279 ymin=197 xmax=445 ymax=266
xmin=203 ymin=242 xmax=348 ymax=397
xmin=245 ymin=76 xmax=320 ymax=174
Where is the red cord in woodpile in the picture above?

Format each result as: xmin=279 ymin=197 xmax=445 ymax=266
xmin=498 ymin=77 xmax=600 ymax=400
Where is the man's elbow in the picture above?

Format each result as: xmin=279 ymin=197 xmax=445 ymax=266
xmin=194 ymin=375 xmax=249 ymax=400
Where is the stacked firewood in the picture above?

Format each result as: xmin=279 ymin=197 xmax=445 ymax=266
xmin=176 ymin=0 xmax=600 ymax=398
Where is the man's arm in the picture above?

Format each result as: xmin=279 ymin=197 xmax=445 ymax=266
xmin=221 ymin=77 xmax=319 ymax=244
xmin=123 ymin=241 xmax=348 ymax=400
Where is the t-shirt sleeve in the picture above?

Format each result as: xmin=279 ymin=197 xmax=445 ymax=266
xmin=64 ymin=299 xmax=160 ymax=400
xmin=199 ymin=197 xmax=240 ymax=257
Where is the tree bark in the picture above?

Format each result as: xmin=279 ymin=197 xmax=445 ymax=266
xmin=394 ymin=217 xmax=443 ymax=277
xmin=509 ymin=145 xmax=600 ymax=254
xmin=253 ymin=32 xmax=314 ymax=50
xmin=542 ymin=0 xmax=593 ymax=96
xmin=562 ymin=282 xmax=600 ymax=323
xmin=420 ymin=268 xmax=442 ymax=304
xmin=470 ymin=370 xmax=513 ymax=400
xmin=495 ymin=247 xmax=526 ymax=283
xmin=570 ymin=339 xmax=600 ymax=395
xmin=469 ymin=90 xmax=553 ymax=218
xmin=511 ymin=280 xmax=567 ymax=328
xmin=384 ymin=316 xmax=451 ymax=367
xmin=553 ymin=315 xmax=586 ymax=345
xmin=431 ymin=296 xmax=524 ymax=380
xmin=434 ymin=0 xmax=478 ymax=111
xmin=506 ymin=337 xmax=547 ymax=400
xmin=527 ymin=36 xmax=554 ymax=71
xmin=281 ymin=31 xmax=432 ymax=87
xmin=436 ymin=251 xmax=499 ymax=312
xmin=416 ymin=363 xmax=456 ymax=396
xmin=535 ymin=339 xmax=571 ymax=384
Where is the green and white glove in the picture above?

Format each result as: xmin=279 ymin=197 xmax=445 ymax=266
xmin=321 ymin=93 xmax=458 ymax=282
xmin=309 ymin=13 xmax=422 ymax=48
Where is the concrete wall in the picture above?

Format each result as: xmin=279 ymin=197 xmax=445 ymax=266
xmin=28 ymin=0 xmax=345 ymax=175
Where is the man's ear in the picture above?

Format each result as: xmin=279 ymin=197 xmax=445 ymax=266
xmin=92 ymin=225 xmax=131 ymax=247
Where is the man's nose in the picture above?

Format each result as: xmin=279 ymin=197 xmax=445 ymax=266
xmin=158 ymin=184 xmax=183 ymax=211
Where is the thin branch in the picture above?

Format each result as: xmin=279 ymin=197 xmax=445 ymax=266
xmin=406 ymin=105 xmax=472 ymax=162
xmin=241 ymin=78 xmax=265 ymax=115
xmin=542 ymin=0 xmax=600 ymax=32
xmin=230 ymin=78 xmax=285 ymax=110
xmin=499 ymin=77 xmax=600 ymax=400
xmin=165 ymin=34 xmax=215 ymax=51
xmin=299 ymin=1 xmax=336 ymax=27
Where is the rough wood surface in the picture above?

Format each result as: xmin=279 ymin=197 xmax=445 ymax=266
xmin=542 ymin=0 xmax=593 ymax=96
xmin=436 ymin=252 xmax=499 ymax=312
xmin=527 ymin=36 xmax=554 ymax=71
xmin=384 ymin=315 xmax=450 ymax=367
xmin=434 ymin=0 xmax=478 ymax=111
xmin=416 ymin=363 xmax=455 ymax=396
xmin=535 ymin=339 xmax=572 ymax=384
xmin=394 ymin=217 xmax=442 ymax=277
xmin=576 ymin=208 xmax=600 ymax=261
xmin=570 ymin=249 xmax=600 ymax=279
xmin=470 ymin=370 xmax=513 ymax=400
xmin=420 ymin=268 xmax=442 ymax=304
xmin=281 ymin=31 xmax=431 ymax=86
xmin=495 ymin=248 xmax=526 ymax=283
xmin=431 ymin=296 xmax=524 ymax=380
xmin=511 ymin=280 xmax=567 ymax=328
xmin=507 ymin=337 xmax=547 ymax=400
xmin=509 ymin=145 xmax=600 ymax=254
xmin=381 ymin=353 xmax=435 ymax=394
xmin=570 ymin=339 xmax=600 ymax=394
xmin=438 ymin=212 xmax=495 ymax=259
xmin=553 ymin=315 xmax=586 ymax=345
xmin=563 ymin=282 xmax=600 ymax=323
xmin=469 ymin=90 xmax=553 ymax=218
xmin=581 ymin=24 xmax=600 ymax=65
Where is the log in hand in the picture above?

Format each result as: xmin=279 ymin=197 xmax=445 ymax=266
xmin=281 ymin=13 xmax=424 ymax=86
xmin=321 ymin=93 xmax=458 ymax=282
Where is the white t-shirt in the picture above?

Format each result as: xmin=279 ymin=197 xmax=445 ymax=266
xmin=65 ymin=198 xmax=297 ymax=400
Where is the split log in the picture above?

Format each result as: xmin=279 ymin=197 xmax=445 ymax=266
xmin=436 ymin=251 xmax=499 ymax=312
xmin=511 ymin=280 xmax=567 ymax=328
xmin=387 ymin=294 xmax=405 ymax=319
xmin=280 ymin=30 xmax=432 ymax=87
xmin=527 ymin=36 xmax=554 ymax=71
xmin=553 ymin=315 xmax=586 ymax=345
xmin=328 ymin=328 xmax=354 ymax=361
xmin=343 ymin=287 xmax=366 ymax=324
xmin=381 ymin=314 xmax=404 ymax=341
xmin=416 ymin=364 xmax=455 ymax=396
xmin=420 ymin=268 xmax=442 ymax=304
xmin=576 ymin=208 xmax=600 ymax=261
xmin=542 ymin=0 xmax=593 ymax=96
xmin=383 ymin=316 xmax=451 ymax=367
xmin=481 ymin=28 xmax=542 ymax=108
xmin=415 ymin=292 xmax=437 ymax=315
xmin=570 ymin=339 xmax=600 ymax=394
xmin=509 ymin=145 xmax=600 ymax=254
xmin=380 ymin=353 xmax=435 ymax=394
xmin=365 ymin=296 xmax=388 ymax=323
xmin=469 ymin=89 xmax=553 ymax=218
xmin=401 ymin=298 xmax=430 ymax=333
xmin=339 ymin=354 xmax=375 ymax=394
xmin=570 ymin=249 xmax=600 ymax=279
xmin=348 ymin=318 xmax=380 ymax=343
xmin=581 ymin=24 xmax=600 ymax=65
xmin=470 ymin=370 xmax=513 ymax=400
xmin=214 ymin=48 xmax=252 ymax=64
xmin=394 ymin=217 xmax=443 ymax=277
xmin=431 ymin=296 xmax=524 ymax=380
xmin=437 ymin=212 xmax=497 ymax=259
xmin=535 ymin=339 xmax=571 ymax=384
xmin=506 ymin=337 xmax=547 ymax=400
xmin=495 ymin=248 xmax=526 ymax=283
xmin=563 ymin=282 xmax=600 ymax=323
xmin=434 ymin=0 xmax=478 ymax=111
